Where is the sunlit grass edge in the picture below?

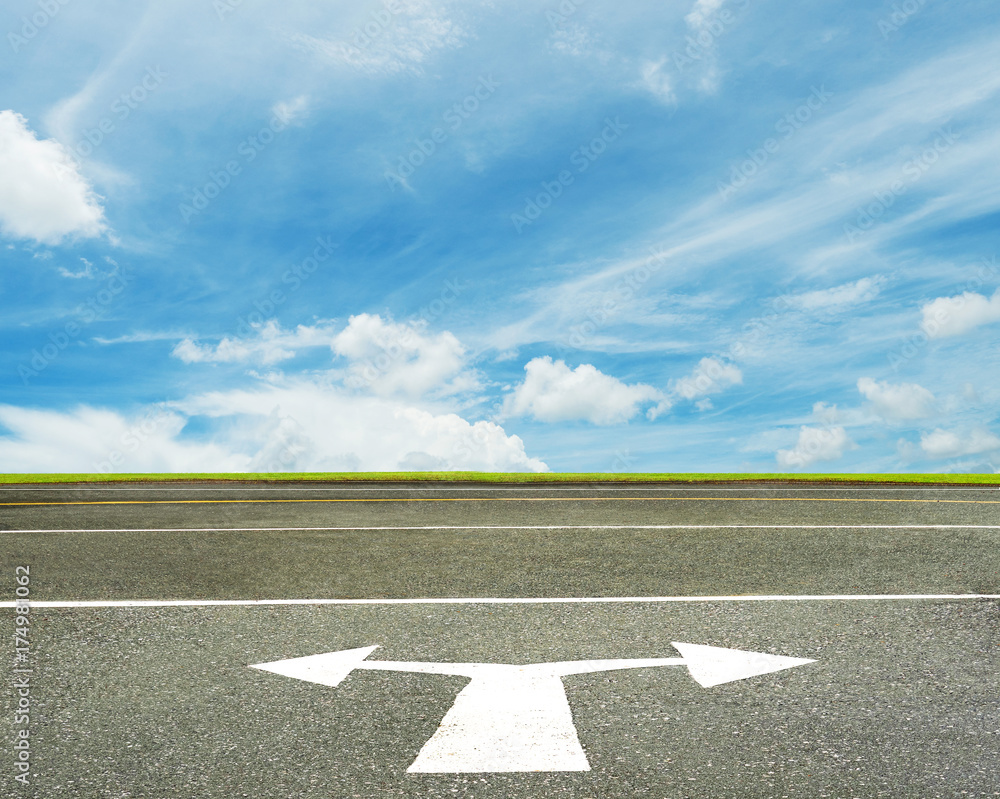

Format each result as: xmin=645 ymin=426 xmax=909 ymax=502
xmin=1 ymin=472 xmax=997 ymax=485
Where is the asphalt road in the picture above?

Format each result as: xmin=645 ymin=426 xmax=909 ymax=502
xmin=2 ymin=481 xmax=999 ymax=798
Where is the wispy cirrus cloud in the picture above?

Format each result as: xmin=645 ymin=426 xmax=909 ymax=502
xmin=287 ymin=1 xmax=467 ymax=76
xmin=172 ymin=321 xmax=339 ymax=365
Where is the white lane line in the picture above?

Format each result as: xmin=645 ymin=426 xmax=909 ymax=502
xmin=2 ymin=594 xmax=998 ymax=608
xmin=4 ymin=524 xmax=1000 ymax=534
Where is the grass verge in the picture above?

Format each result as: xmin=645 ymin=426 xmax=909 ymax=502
xmin=0 ymin=472 xmax=997 ymax=485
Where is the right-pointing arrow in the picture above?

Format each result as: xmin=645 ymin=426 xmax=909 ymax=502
xmin=670 ymin=641 xmax=817 ymax=688
xmin=249 ymin=641 xmax=816 ymax=772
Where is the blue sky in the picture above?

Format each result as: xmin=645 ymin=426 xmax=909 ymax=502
xmin=1 ymin=0 xmax=999 ymax=473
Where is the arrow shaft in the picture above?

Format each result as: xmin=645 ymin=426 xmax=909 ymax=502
xmin=408 ymin=672 xmax=588 ymax=773
xmin=551 ymin=657 xmax=686 ymax=676
xmin=356 ymin=661 xmax=480 ymax=678
xmin=355 ymin=657 xmax=688 ymax=678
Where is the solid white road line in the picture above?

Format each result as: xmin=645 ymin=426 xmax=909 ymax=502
xmin=4 ymin=524 xmax=1000 ymax=533
xmin=2 ymin=594 xmax=998 ymax=608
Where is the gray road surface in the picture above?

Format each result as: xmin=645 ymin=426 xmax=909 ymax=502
xmin=2 ymin=481 xmax=998 ymax=798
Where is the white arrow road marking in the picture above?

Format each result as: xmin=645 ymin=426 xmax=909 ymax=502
xmin=250 ymin=642 xmax=816 ymax=773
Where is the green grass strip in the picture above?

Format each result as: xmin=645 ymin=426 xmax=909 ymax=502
xmin=0 ymin=472 xmax=997 ymax=485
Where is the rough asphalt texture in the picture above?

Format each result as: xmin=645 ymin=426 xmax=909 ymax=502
xmin=1 ymin=481 xmax=998 ymax=798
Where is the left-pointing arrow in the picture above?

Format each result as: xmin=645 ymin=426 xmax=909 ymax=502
xmin=249 ymin=645 xmax=379 ymax=687
xmin=249 ymin=642 xmax=816 ymax=773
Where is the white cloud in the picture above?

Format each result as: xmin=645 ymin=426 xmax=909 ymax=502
xmin=920 ymin=289 xmax=1000 ymax=338
xmin=783 ymin=276 xmax=884 ymax=311
xmin=172 ymin=314 xmax=477 ymax=399
xmin=289 ymin=1 xmax=466 ymax=76
xmin=639 ymin=59 xmax=675 ymax=105
xmin=678 ymin=0 xmax=731 ymax=93
xmin=58 ymin=258 xmax=96 ymax=279
xmin=172 ymin=320 xmax=339 ymax=365
xmin=503 ymin=356 xmax=666 ymax=425
xmin=506 ymin=39 xmax=1000 ymax=348
xmin=0 ymin=405 xmax=245 ymax=474
xmin=176 ymin=381 xmax=546 ymax=472
xmin=332 ymin=313 xmax=475 ymax=398
xmin=272 ymin=95 xmax=310 ymax=125
xmin=0 ymin=110 xmax=106 ymax=244
xmin=857 ymin=377 xmax=935 ymax=420
xmin=548 ymin=25 xmax=595 ymax=58
xmin=920 ymin=427 xmax=1000 ymax=459
xmin=671 ymin=357 xmax=742 ymax=401
xmin=0 ymin=382 xmax=548 ymax=474
xmin=776 ymin=425 xmax=854 ymax=468
xmin=684 ymin=0 xmax=726 ymax=29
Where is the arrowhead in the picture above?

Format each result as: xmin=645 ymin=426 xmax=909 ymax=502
xmin=670 ymin=642 xmax=815 ymax=688
xmin=249 ymin=645 xmax=379 ymax=687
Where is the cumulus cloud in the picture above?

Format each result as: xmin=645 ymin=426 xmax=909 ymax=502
xmin=0 ymin=405 xmax=245 ymax=473
xmin=176 ymin=381 xmax=547 ymax=472
xmin=919 ymin=428 xmax=1000 ymax=459
xmin=172 ymin=320 xmax=339 ymax=365
xmin=784 ymin=276 xmax=884 ymax=311
xmin=671 ymin=357 xmax=742 ymax=401
xmin=857 ymin=377 xmax=935 ymax=421
xmin=0 ymin=383 xmax=548 ymax=474
xmin=504 ymin=356 xmax=666 ymax=425
xmin=920 ymin=289 xmax=1000 ymax=338
xmin=0 ymin=110 xmax=106 ymax=244
xmin=332 ymin=313 xmax=475 ymax=398
xmin=776 ymin=425 xmax=854 ymax=468
xmin=172 ymin=314 xmax=478 ymax=400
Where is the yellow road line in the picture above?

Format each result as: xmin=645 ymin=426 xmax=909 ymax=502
xmin=0 ymin=496 xmax=998 ymax=507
